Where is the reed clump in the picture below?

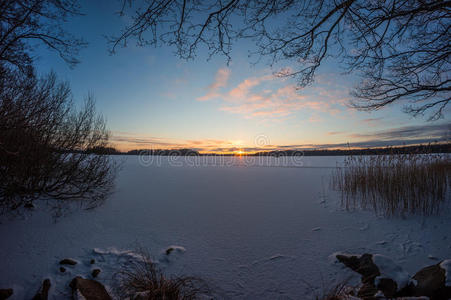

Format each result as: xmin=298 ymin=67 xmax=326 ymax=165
xmin=332 ymin=149 xmax=450 ymax=216
xmin=113 ymin=249 xmax=210 ymax=300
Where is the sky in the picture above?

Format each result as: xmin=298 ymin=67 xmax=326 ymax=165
xmin=34 ymin=0 xmax=450 ymax=153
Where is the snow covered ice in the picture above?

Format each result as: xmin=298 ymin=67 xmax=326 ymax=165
xmin=0 ymin=155 xmax=450 ymax=299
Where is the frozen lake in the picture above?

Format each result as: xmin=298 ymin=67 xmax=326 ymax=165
xmin=0 ymin=155 xmax=450 ymax=299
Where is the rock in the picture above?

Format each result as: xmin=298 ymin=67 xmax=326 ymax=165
xmin=91 ymin=269 xmax=101 ymax=278
xmin=336 ymin=254 xmax=451 ymax=300
xmin=336 ymin=253 xmax=381 ymax=298
xmin=356 ymin=282 xmax=377 ymax=299
xmin=70 ymin=276 xmax=111 ymax=300
xmin=165 ymin=246 xmax=186 ymax=255
xmin=90 ymin=259 xmax=95 ymax=264
xmin=336 ymin=253 xmax=412 ymax=298
xmin=59 ymin=258 xmax=77 ymax=265
xmin=24 ymin=202 xmax=34 ymax=209
xmin=376 ymin=277 xmax=398 ymax=298
xmin=0 ymin=289 xmax=13 ymax=300
xmin=336 ymin=253 xmax=380 ymax=284
xmin=412 ymin=263 xmax=451 ymax=300
xmin=60 ymin=267 xmax=66 ymax=273
xmin=32 ymin=279 xmax=51 ymax=300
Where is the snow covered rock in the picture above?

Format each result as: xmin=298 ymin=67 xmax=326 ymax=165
xmin=24 ymin=202 xmax=35 ymax=209
xmin=32 ymin=278 xmax=51 ymax=300
xmin=335 ymin=253 xmax=412 ymax=298
xmin=336 ymin=253 xmax=451 ymax=300
xmin=376 ymin=277 xmax=398 ymax=298
xmin=165 ymin=245 xmax=186 ymax=255
xmin=0 ymin=289 xmax=13 ymax=300
xmin=411 ymin=262 xmax=451 ymax=299
xmin=91 ymin=269 xmax=101 ymax=278
xmin=373 ymin=254 xmax=411 ymax=294
xmin=335 ymin=253 xmax=382 ymax=298
xmin=70 ymin=276 xmax=112 ymax=300
xmin=336 ymin=253 xmax=380 ymax=284
xmin=59 ymin=258 xmax=77 ymax=265
xmin=439 ymin=260 xmax=451 ymax=287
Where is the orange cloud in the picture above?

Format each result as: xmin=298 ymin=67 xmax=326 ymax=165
xmin=197 ymin=70 xmax=351 ymax=121
xmin=197 ymin=68 xmax=231 ymax=101
xmin=219 ymin=77 xmax=329 ymax=119
xmin=110 ymin=131 xmax=242 ymax=153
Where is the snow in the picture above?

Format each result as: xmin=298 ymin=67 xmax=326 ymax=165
xmin=0 ymin=155 xmax=450 ymax=299
xmin=164 ymin=245 xmax=186 ymax=254
xmin=373 ymin=254 xmax=411 ymax=291
xmin=439 ymin=259 xmax=451 ymax=287
xmin=74 ymin=290 xmax=87 ymax=300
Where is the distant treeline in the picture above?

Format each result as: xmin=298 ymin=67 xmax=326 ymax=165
xmin=86 ymin=143 xmax=451 ymax=156
xmin=255 ymin=143 xmax=451 ymax=156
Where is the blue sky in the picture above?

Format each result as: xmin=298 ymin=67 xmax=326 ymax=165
xmin=34 ymin=0 xmax=450 ymax=153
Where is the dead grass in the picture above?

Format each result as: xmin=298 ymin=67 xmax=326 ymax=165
xmin=332 ymin=149 xmax=450 ymax=216
xmin=316 ymin=281 xmax=355 ymax=300
xmin=113 ymin=249 xmax=210 ymax=300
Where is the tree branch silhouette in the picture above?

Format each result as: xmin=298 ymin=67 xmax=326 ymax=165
xmin=112 ymin=0 xmax=450 ymax=120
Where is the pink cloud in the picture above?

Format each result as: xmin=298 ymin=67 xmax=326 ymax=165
xmin=327 ymin=131 xmax=343 ymax=135
xmin=308 ymin=114 xmax=323 ymax=123
xmin=227 ymin=75 xmax=273 ymax=101
xmin=110 ymin=131 xmax=240 ymax=152
xmin=198 ymin=70 xmax=349 ymax=120
xmin=197 ymin=68 xmax=231 ymax=101
xmin=220 ymin=79 xmax=328 ymax=119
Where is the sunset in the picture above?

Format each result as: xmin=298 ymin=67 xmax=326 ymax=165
xmin=32 ymin=2 xmax=449 ymax=154
xmin=0 ymin=1 xmax=450 ymax=299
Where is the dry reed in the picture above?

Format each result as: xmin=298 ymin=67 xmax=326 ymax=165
xmin=332 ymin=149 xmax=450 ymax=216
xmin=316 ymin=281 xmax=355 ymax=300
xmin=113 ymin=249 xmax=210 ymax=300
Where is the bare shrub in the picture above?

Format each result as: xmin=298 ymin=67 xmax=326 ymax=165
xmin=0 ymin=68 xmax=117 ymax=215
xmin=332 ymin=148 xmax=451 ymax=216
xmin=113 ymin=249 xmax=210 ymax=300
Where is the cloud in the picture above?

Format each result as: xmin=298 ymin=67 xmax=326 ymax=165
xmin=197 ymin=68 xmax=231 ymax=101
xmin=328 ymin=131 xmax=343 ymax=135
xmin=361 ymin=117 xmax=384 ymax=124
xmin=110 ymin=132 xmax=180 ymax=148
xmin=197 ymin=70 xmax=349 ymax=121
xmin=308 ymin=113 xmax=323 ymax=123
xmin=275 ymin=138 xmax=449 ymax=150
xmin=219 ymin=75 xmax=331 ymax=119
xmin=111 ymin=123 xmax=450 ymax=153
xmin=110 ymin=131 xmax=240 ymax=152
xmin=349 ymin=123 xmax=451 ymax=141
xmin=227 ymin=75 xmax=272 ymax=100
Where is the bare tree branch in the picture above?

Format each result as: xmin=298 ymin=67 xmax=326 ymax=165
xmin=0 ymin=0 xmax=86 ymax=73
xmin=111 ymin=0 xmax=451 ymax=120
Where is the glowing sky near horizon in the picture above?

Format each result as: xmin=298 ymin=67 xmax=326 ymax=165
xmin=34 ymin=0 xmax=450 ymax=153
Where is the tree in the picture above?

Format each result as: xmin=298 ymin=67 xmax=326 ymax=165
xmin=0 ymin=1 xmax=117 ymax=215
xmin=112 ymin=0 xmax=450 ymax=120
xmin=0 ymin=68 xmax=117 ymax=215
xmin=0 ymin=0 xmax=86 ymax=74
